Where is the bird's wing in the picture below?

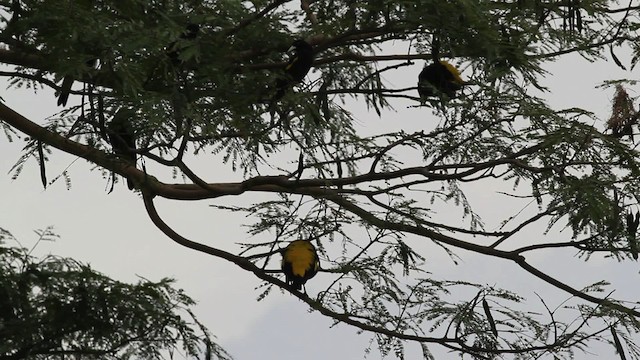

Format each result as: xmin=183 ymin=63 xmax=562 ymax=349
xmin=285 ymin=56 xmax=299 ymax=71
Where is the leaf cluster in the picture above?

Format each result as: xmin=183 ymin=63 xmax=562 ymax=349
xmin=0 ymin=227 xmax=230 ymax=360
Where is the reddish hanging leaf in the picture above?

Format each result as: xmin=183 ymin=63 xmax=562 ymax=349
xmin=607 ymin=85 xmax=637 ymax=138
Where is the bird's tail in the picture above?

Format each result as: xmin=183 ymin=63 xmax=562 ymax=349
xmin=57 ymin=75 xmax=74 ymax=106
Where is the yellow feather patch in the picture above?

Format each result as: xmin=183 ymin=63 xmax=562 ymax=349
xmin=283 ymin=241 xmax=316 ymax=277
xmin=440 ymin=60 xmax=464 ymax=84
xmin=281 ymin=240 xmax=320 ymax=291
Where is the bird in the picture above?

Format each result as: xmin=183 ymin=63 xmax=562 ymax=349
xmin=107 ymin=108 xmax=137 ymax=190
xmin=417 ymin=60 xmax=464 ymax=99
xmin=166 ymin=23 xmax=200 ymax=65
xmin=273 ymin=39 xmax=314 ymax=101
xmin=281 ymin=240 xmax=320 ymax=291
xmin=57 ymin=58 xmax=98 ymax=107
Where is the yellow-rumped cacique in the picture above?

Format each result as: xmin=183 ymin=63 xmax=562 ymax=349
xmin=273 ymin=39 xmax=314 ymax=101
xmin=281 ymin=240 xmax=320 ymax=291
xmin=417 ymin=60 xmax=464 ymax=99
xmin=107 ymin=108 xmax=137 ymax=190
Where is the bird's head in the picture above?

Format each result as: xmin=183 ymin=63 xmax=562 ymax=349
xmin=288 ymin=39 xmax=312 ymax=54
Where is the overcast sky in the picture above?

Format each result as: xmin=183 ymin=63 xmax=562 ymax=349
xmin=1 ymin=45 xmax=639 ymax=359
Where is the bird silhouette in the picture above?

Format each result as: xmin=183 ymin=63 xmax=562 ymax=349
xmin=273 ymin=39 xmax=314 ymax=101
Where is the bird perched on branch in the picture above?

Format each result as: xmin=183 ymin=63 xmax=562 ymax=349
xmin=166 ymin=23 xmax=200 ymax=65
xmin=273 ymin=39 xmax=314 ymax=101
xmin=417 ymin=60 xmax=464 ymax=99
xmin=107 ymin=108 xmax=137 ymax=190
xmin=281 ymin=240 xmax=320 ymax=291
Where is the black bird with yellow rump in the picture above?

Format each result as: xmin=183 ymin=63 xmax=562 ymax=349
xmin=281 ymin=240 xmax=320 ymax=291
xmin=417 ymin=60 xmax=464 ymax=99
xmin=273 ymin=39 xmax=314 ymax=101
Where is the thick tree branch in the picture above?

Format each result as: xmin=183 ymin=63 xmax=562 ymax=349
xmin=0 ymin=100 xmax=555 ymax=201
xmin=142 ymin=190 xmax=594 ymax=356
xmin=141 ymin=190 xmax=457 ymax=345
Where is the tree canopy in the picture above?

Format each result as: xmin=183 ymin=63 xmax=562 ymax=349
xmin=0 ymin=227 xmax=230 ymax=359
xmin=1 ymin=0 xmax=640 ymax=358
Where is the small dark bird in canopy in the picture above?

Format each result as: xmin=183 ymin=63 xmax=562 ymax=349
xmin=108 ymin=108 xmax=137 ymax=190
xmin=281 ymin=240 xmax=320 ymax=291
xmin=273 ymin=39 xmax=314 ymax=101
xmin=417 ymin=60 xmax=464 ymax=99
xmin=166 ymin=23 xmax=200 ymax=64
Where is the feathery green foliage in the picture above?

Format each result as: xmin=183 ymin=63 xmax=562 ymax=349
xmin=2 ymin=0 xmax=640 ymax=358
